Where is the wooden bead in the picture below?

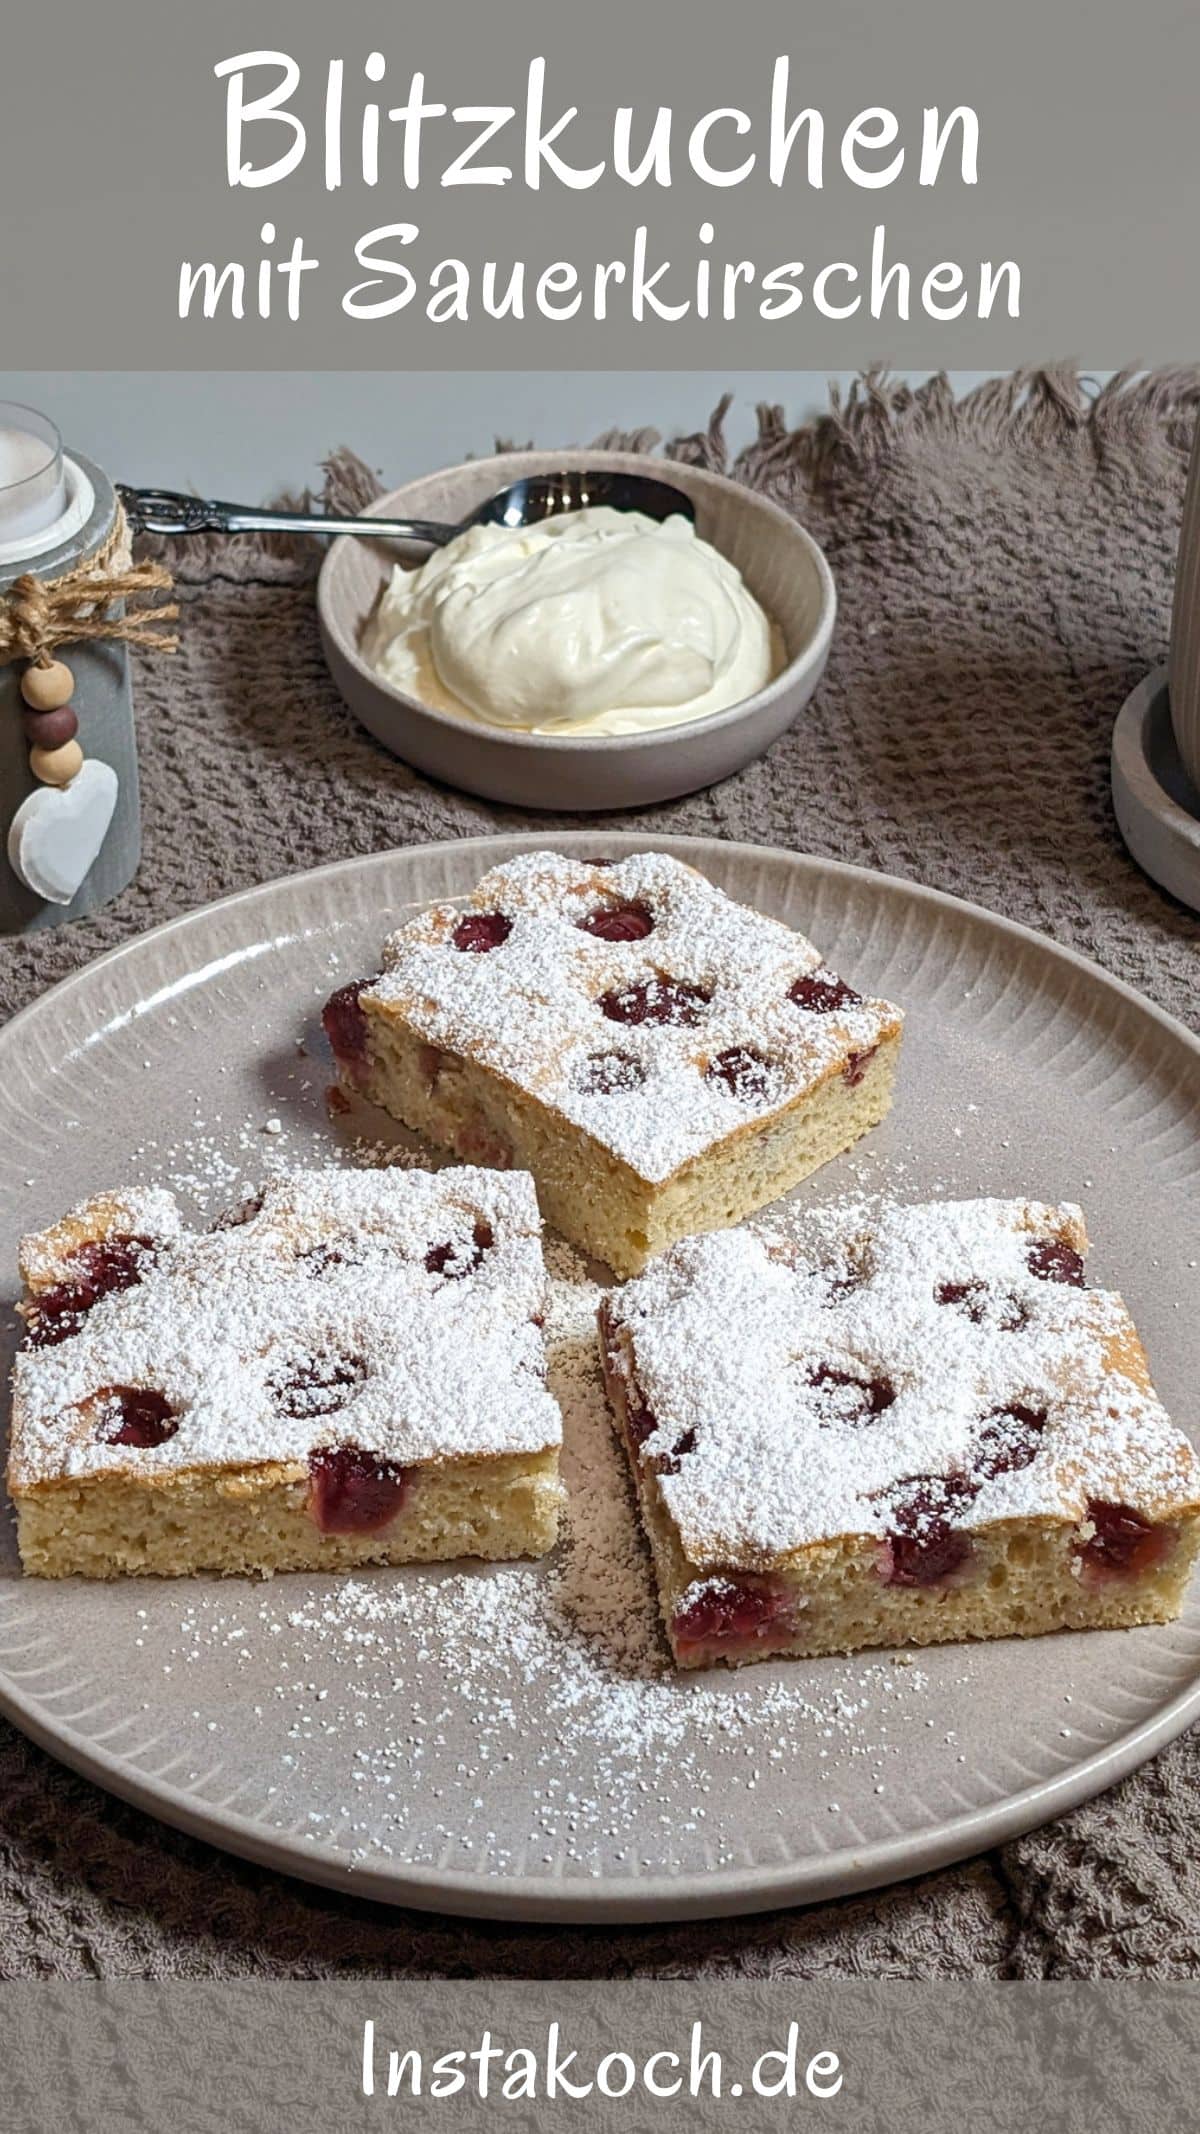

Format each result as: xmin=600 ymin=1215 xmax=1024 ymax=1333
xmin=21 ymin=659 xmax=75 ymax=712
xmin=22 ymin=704 xmax=79 ymax=750
xmin=29 ymin=738 xmax=84 ymax=788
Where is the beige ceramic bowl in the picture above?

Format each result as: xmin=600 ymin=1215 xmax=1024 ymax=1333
xmin=316 ymin=448 xmax=836 ymax=810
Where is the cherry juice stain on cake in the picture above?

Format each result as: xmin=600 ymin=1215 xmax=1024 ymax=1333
xmin=818 ymin=1246 xmax=873 ymax=1302
xmin=843 ymin=1045 xmax=879 ymax=1087
xmin=808 ymin=1362 xmax=897 ymax=1423
xmin=451 ymin=911 xmax=512 ymax=953
xmin=577 ymin=900 xmax=655 ymax=942
xmin=935 ymin=1278 xmax=988 ymax=1322
xmin=672 ymin=1575 xmax=793 ymax=1655
xmin=308 ymin=1445 xmax=410 ymax=1533
xmin=620 ymin=1383 xmax=658 ymax=1458
xmin=704 ymin=1045 xmax=774 ymax=1100
xmin=27 ymin=1234 xmax=158 ymax=1348
xmin=425 ymin=1217 xmax=494 ymax=1278
xmin=93 ymin=1385 xmax=180 ymax=1449
xmin=620 ymin=1372 xmax=697 ymax=1473
xmin=1078 ymin=1500 xmax=1175 ymax=1582
xmin=1027 ymin=1239 xmax=1085 ymax=1287
xmin=652 ymin=1426 xmax=697 ymax=1476
xmin=572 ymin=1050 xmax=648 ymax=1097
xmin=322 ymin=979 xmax=371 ymax=1080
xmin=935 ymin=1279 xmax=1029 ymax=1331
xmin=296 ymin=1232 xmax=364 ymax=1277
xmin=269 ymin=1349 xmax=368 ymax=1421
xmin=597 ymin=975 xmax=712 ymax=1027
xmin=878 ymin=1474 xmax=977 ymax=1587
xmin=788 ymin=970 xmax=863 ymax=1015
xmin=972 ymin=1404 xmax=1047 ymax=1480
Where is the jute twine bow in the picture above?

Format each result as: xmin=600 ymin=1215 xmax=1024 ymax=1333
xmin=0 ymin=503 xmax=178 ymax=667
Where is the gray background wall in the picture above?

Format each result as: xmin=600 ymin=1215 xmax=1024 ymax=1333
xmin=0 ymin=371 xmax=1095 ymax=503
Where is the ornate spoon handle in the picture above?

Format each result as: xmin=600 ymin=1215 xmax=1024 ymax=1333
xmin=117 ymin=485 xmax=457 ymax=546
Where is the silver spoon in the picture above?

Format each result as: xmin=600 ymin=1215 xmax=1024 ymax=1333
xmin=117 ymin=469 xmax=695 ymax=546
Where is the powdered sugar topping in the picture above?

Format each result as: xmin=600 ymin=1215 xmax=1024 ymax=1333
xmin=18 ymin=1185 xmax=183 ymax=1288
xmin=366 ymin=851 xmax=902 ymax=1182
xmin=605 ymin=1198 xmax=1200 ymax=1567
xmin=11 ymin=1168 xmax=560 ymax=1486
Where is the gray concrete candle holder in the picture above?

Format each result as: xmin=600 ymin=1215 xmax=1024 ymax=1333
xmin=0 ymin=452 xmax=141 ymax=935
xmin=1169 ymin=426 xmax=1200 ymax=798
xmin=1111 ymin=424 xmax=1200 ymax=913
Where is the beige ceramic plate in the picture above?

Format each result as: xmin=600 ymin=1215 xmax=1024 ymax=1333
xmin=1 ymin=834 xmax=1198 ymax=1923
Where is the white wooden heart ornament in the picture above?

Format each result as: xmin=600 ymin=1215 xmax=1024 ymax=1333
xmin=7 ymin=759 xmax=119 ymax=905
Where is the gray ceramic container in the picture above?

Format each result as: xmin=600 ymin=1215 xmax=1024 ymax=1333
xmin=1169 ymin=424 xmax=1200 ymax=798
xmin=317 ymin=450 xmax=836 ymax=810
xmin=0 ymin=452 xmax=140 ymax=935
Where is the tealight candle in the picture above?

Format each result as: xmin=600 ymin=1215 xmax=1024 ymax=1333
xmin=0 ymin=403 xmax=67 ymax=547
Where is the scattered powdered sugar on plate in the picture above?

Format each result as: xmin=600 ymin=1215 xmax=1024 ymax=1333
xmin=142 ymin=1219 xmax=956 ymax=1876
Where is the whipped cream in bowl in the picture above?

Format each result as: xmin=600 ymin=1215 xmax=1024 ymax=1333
xmin=319 ymin=448 xmax=836 ymax=808
xmin=361 ymin=505 xmax=783 ymax=738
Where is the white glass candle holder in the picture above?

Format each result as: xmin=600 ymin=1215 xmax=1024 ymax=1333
xmin=0 ymin=402 xmax=68 ymax=549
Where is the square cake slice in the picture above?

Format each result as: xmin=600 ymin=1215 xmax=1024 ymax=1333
xmin=599 ymin=1198 xmax=1200 ymax=1668
xmin=8 ymin=1168 xmax=563 ymax=1579
xmin=321 ymin=850 xmax=903 ymax=1276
